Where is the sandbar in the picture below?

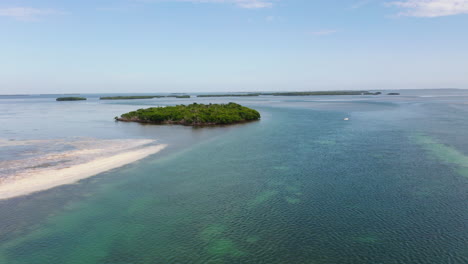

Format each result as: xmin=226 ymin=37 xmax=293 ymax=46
xmin=0 ymin=144 xmax=167 ymax=200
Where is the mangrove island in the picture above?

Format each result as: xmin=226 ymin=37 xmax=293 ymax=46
xmin=116 ymin=102 xmax=261 ymax=126
xmin=197 ymin=94 xmax=260 ymax=97
xmin=265 ymin=91 xmax=371 ymax=96
xmin=100 ymin=96 xmax=162 ymax=100
xmin=196 ymin=91 xmax=380 ymax=97
xmin=166 ymin=95 xmax=191 ymax=98
xmin=56 ymin=97 xmax=87 ymax=101
xmin=100 ymin=95 xmax=190 ymax=100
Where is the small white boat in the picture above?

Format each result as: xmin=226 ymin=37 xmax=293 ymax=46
xmin=344 ymin=118 xmax=349 ymax=121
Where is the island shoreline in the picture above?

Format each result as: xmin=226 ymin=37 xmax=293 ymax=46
xmin=116 ymin=117 xmax=260 ymax=126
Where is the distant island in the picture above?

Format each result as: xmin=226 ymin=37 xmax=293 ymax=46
xmin=116 ymin=102 xmax=260 ymax=126
xmin=100 ymin=95 xmax=189 ymax=100
xmin=101 ymin=96 xmax=161 ymax=100
xmin=167 ymin=95 xmax=190 ymax=98
xmin=195 ymin=91 xmax=383 ymax=97
xmin=56 ymin=97 xmax=87 ymax=101
xmin=265 ymin=91 xmax=376 ymax=96
xmin=197 ymin=94 xmax=260 ymax=97
xmin=99 ymin=91 xmax=397 ymax=100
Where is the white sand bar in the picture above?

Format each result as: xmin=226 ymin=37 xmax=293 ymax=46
xmin=0 ymin=144 xmax=167 ymax=200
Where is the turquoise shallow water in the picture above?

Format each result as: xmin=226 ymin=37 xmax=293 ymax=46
xmin=1 ymin=91 xmax=468 ymax=263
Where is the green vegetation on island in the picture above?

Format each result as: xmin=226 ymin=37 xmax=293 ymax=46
xmin=167 ymin=95 xmax=191 ymax=98
xmin=387 ymin=93 xmax=400 ymax=95
xmin=197 ymin=94 xmax=260 ymax=97
xmin=100 ymin=91 xmax=389 ymax=100
xmin=195 ymin=91 xmax=379 ymax=97
xmin=100 ymin=96 xmax=162 ymax=100
xmin=100 ymin=95 xmax=190 ymax=100
xmin=116 ymin=102 xmax=260 ymax=126
xmin=56 ymin=97 xmax=87 ymax=101
xmin=264 ymin=91 xmax=370 ymax=96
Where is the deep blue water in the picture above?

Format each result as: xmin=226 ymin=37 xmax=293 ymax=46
xmin=0 ymin=90 xmax=467 ymax=263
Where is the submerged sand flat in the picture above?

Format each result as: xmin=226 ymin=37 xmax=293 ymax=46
xmin=0 ymin=138 xmax=157 ymax=175
xmin=0 ymin=139 xmax=167 ymax=200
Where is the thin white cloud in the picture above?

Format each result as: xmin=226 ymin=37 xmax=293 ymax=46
xmin=351 ymin=0 xmax=376 ymax=9
xmin=136 ymin=0 xmax=274 ymax=9
xmin=387 ymin=0 xmax=468 ymax=17
xmin=0 ymin=7 xmax=64 ymax=21
xmin=235 ymin=0 xmax=273 ymax=8
xmin=308 ymin=29 xmax=338 ymax=36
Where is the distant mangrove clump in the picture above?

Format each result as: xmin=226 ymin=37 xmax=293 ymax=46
xmin=100 ymin=91 xmax=389 ymax=100
xmin=100 ymin=95 xmax=189 ymax=100
xmin=197 ymin=94 xmax=260 ymax=97
xmin=116 ymin=102 xmax=260 ymax=126
xmin=101 ymin=96 xmax=161 ymax=100
xmin=56 ymin=97 xmax=87 ymax=101
xmin=387 ymin=93 xmax=400 ymax=95
xmin=196 ymin=91 xmax=378 ymax=97
xmin=168 ymin=95 xmax=191 ymax=98
xmin=265 ymin=91 xmax=371 ymax=96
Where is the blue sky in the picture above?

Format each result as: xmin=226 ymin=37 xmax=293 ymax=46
xmin=1 ymin=0 xmax=468 ymax=93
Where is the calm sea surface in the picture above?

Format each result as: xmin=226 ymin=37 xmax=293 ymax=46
xmin=0 ymin=90 xmax=467 ymax=263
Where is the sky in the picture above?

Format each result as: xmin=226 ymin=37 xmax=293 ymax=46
xmin=1 ymin=0 xmax=468 ymax=94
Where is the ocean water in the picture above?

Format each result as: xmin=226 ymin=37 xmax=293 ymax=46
xmin=0 ymin=90 xmax=468 ymax=263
